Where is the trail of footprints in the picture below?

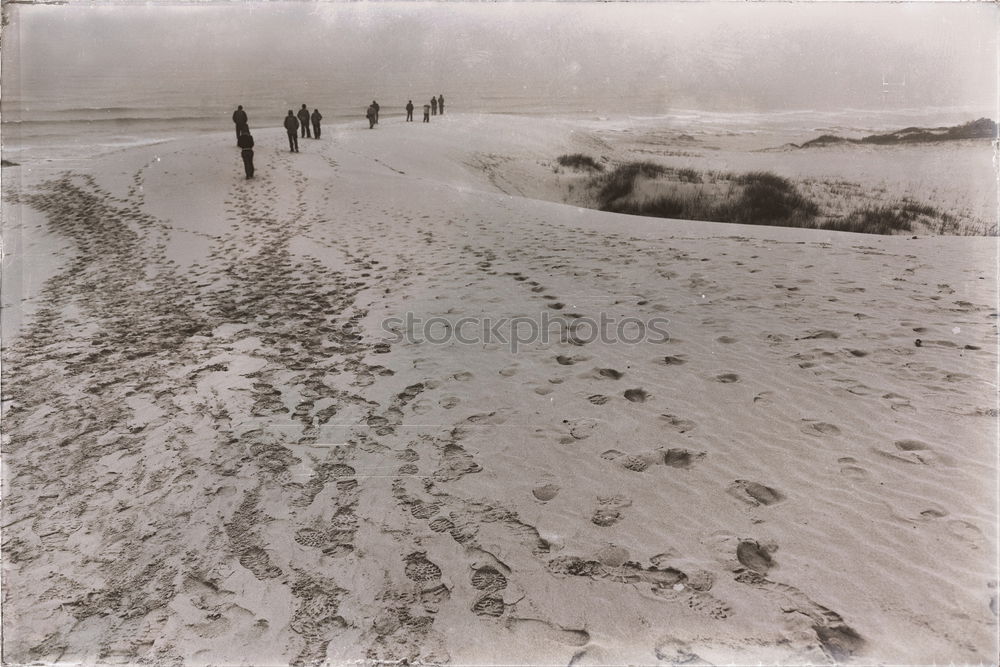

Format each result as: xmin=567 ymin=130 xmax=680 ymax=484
xmin=6 ymin=145 xmax=988 ymax=664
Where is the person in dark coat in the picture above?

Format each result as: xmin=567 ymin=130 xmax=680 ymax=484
xmin=284 ymin=111 xmax=300 ymax=152
xmin=237 ymin=129 xmax=255 ymax=179
xmin=438 ymin=95 xmax=444 ymax=115
xmin=232 ymin=105 xmax=249 ymax=143
xmin=423 ymin=103 xmax=430 ymax=123
xmin=311 ymin=109 xmax=322 ymax=139
xmin=371 ymin=100 xmax=380 ymax=124
xmin=431 ymin=97 xmax=437 ymax=116
xmin=366 ymin=104 xmax=377 ymax=129
xmin=297 ymin=105 xmax=311 ymax=138
xmin=405 ymin=100 xmax=414 ymax=122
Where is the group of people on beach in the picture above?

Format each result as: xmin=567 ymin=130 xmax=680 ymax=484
xmin=231 ymin=95 xmax=446 ymax=179
xmin=404 ymin=95 xmax=444 ymax=124
xmin=283 ymin=104 xmax=324 ymax=152
xmin=370 ymin=95 xmax=444 ymax=128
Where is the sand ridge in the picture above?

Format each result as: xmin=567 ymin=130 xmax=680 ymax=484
xmin=1 ymin=114 xmax=996 ymax=664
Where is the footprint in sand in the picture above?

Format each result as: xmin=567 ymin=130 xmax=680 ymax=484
xmin=598 ymin=368 xmax=624 ymax=379
xmin=467 ymin=411 xmax=507 ymax=425
xmin=410 ymin=399 xmax=433 ymax=415
xmin=403 ymin=552 xmax=450 ymax=614
xmin=623 ymin=388 xmax=648 ymax=403
xmin=654 ymin=638 xmax=708 ymax=665
xmin=499 ymin=366 xmax=519 ymax=377
xmin=799 ymin=329 xmax=840 ymax=340
xmin=556 ymin=355 xmax=587 ymax=366
xmin=594 ymin=543 xmax=631 ymax=567
xmin=801 ymin=420 xmax=841 ymax=437
xmin=439 ymin=396 xmax=460 ymax=409
xmin=837 ymin=457 xmax=869 ymax=480
xmin=662 ymin=448 xmax=703 ymax=468
xmin=660 ymin=413 xmax=696 ymax=433
xmin=591 ymin=508 xmax=624 ymax=527
xmin=736 ymin=539 xmax=776 ymax=574
xmin=565 ymin=418 xmax=600 ymax=441
xmin=453 ymin=371 xmax=474 ymax=382
xmin=429 ymin=517 xmax=454 ymax=533
xmin=591 ymin=494 xmax=631 ymax=527
xmin=714 ymin=373 xmax=740 ymax=383
xmin=728 ymin=480 xmax=785 ymax=506
xmin=716 ymin=336 xmax=738 ymax=344
xmin=532 ymin=483 xmax=560 ymax=501
xmin=588 ymin=394 xmax=610 ymax=405
xmin=917 ymin=506 xmax=948 ymax=520
xmin=874 ymin=439 xmax=952 ymax=466
xmin=404 ymin=551 xmax=442 ymax=582
xmin=660 ymin=355 xmax=687 ymax=366
xmin=947 ymin=520 xmax=984 ymax=548
xmin=882 ymin=392 xmax=914 ymax=412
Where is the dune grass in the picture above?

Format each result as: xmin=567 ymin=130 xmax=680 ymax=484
xmin=720 ymin=172 xmax=820 ymax=226
xmin=579 ymin=159 xmax=986 ymax=235
xmin=556 ymin=153 xmax=605 ymax=172
xmin=596 ymin=161 xmax=668 ymax=208
xmin=820 ymin=207 xmax=914 ymax=235
xmin=594 ymin=163 xmax=819 ymax=228
xmin=820 ymin=200 xmax=947 ymax=235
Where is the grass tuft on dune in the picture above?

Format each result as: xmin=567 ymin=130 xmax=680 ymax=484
xmin=556 ymin=153 xmax=605 ymax=172
xmin=567 ymin=155 xmax=991 ymax=235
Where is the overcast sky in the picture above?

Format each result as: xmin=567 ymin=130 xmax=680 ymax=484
xmin=4 ymin=2 xmax=997 ymax=114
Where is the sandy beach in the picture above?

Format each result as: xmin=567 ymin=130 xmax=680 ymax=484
xmin=1 ymin=111 xmax=996 ymax=664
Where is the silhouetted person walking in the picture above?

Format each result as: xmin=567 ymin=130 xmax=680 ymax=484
xmin=371 ymin=100 xmax=380 ymax=124
xmin=423 ymin=103 xmax=430 ymax=123
xmin=232 ymin=105 xmax=248 ymax=143
xmin=237 ymin=129 xmax=255 ymax=179
xmin=311 ymin=109 xmax=322 ymax=138
xmin=366 ymin=104 xmax=377 ymax=129
xmin=406 ymin=100 xmax=414 ymax=122
xmin=284 ymin=111 xmax=300 ymax=152
xmin=298 ymin=105 xmax=311 ymax=138
xmin=438 ymin=95 xmax=444 ymax=115
xmin=431 ymin=97 xmax=437 ymax=116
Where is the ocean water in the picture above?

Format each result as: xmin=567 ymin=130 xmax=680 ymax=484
xmin=3 ymin=84 xmax=993 ymax=166
xmin=3 ymin=2 xmax=994 ymax=164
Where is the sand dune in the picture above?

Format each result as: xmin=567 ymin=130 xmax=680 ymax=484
xmin=1 ymin=113 xmax=996 ymax=664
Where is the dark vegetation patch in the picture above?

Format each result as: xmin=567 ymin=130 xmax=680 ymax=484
xmin=597 ymin=161 xmax=667 ymax=206
xmin=720 ymin=172 xmax=820 ymax=226
xmin=796 ymin=117 xmax=997 ymax=148
xmin=820 ymin=200 xmax=951 ymax=235
xmin=556 ymin=153 xmax=604 ymax=172
xmin=595 ymin=165 xmax=819 ymax=228
xmin=573 ymin=158 xmax=981 ymax=235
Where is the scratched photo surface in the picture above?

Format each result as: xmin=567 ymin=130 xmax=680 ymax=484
xmin=1 ymin=2 xmax=997 ymax=665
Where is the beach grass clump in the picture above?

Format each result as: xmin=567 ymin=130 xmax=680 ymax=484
xmin=592 ymin=165 xmax=820 ymax=228
xmin=675 ymin=167 xmax=703 ymax=183
xmin=718 ymin=171 xmax=820 ymax=227
xmin=596 ymin=161 xmax=669 ymax=209
xmin=609 ymin=191 xmax=719 ymax=221
xmin=820 ymin=206 xmax=915 ymax=235
xmin=556 ymin=154 xmax=604 ymax=172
